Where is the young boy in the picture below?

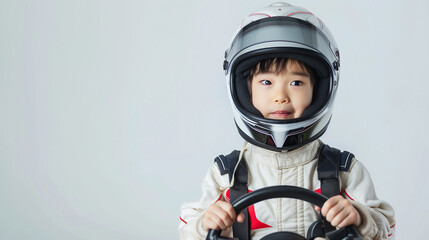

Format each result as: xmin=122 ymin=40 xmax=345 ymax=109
xmin=179 ymin=3 xmax=395 ymax=240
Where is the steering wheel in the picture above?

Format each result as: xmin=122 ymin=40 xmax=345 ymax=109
xmin=206 ymin=185 xmax=362 ymax=240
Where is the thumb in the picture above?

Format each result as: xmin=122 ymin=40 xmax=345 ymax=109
xmin=314 ymin=206 xmax=321 ymax=212
xmin=236 ymin=213 xmax=245 ymax=223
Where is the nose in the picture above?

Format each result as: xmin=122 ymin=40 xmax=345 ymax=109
xmin=274 ymin=91 xmax=289 ymax=104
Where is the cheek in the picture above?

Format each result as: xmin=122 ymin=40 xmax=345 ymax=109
xmin=251 ymin=85 xmax=261 ymax=105
xmin=251 ymin=92 xmax=263 ymax=109
xmin=304 ymin=86 xmax=313 ymax=104
xmin=251 ymin=89 xmax=268 ymax=115
xmin=303 ymin=95 xmax=313 ymax=108
xmin=296 ymin=88 xmax=313 ymax=109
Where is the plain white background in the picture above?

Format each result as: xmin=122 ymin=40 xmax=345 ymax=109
xmin=1 ymin=0 xmax=428 ymax=239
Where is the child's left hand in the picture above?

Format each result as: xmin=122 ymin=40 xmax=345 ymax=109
xmin=314 ymin=195 xmax=362 ymax=228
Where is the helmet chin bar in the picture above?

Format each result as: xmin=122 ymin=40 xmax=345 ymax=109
xmin=233 ymin=104 xmax=334 ymax=151
xmin=271 ymin=130 xmax=288 ymax=148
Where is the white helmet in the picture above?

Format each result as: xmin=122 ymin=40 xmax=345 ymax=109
xmin=224 ymin=2 xmax=340 ymax=151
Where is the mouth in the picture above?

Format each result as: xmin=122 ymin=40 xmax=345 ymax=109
xmin=269 ymin=110 xmax=292 ymax=119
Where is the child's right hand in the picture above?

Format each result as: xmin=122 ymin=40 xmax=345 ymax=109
xmin=202 ymin=200 xmax=244 ymax=231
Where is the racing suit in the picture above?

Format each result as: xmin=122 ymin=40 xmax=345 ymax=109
xmin=179 ymin=140 xmax=396 ymax=240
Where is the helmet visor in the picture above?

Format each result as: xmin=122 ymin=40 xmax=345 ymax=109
xmin=226 ymin=16 xmax=337 ymax=67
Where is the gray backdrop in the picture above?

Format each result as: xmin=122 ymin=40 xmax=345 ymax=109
xmin=1 ymin=0 xmax=428 ymax=239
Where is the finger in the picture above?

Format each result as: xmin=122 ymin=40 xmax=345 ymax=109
xmin=321 ymin=196 xmax=343 ymax=217
xmin=207 ymin=204 xmax=234 ymax=230
xmin=207 ymin=214 xmax=228 ymax=230
xmin=213 ymin=208 xmax=234 ymax=229
xmin=328 ymin=207 xmax=350 ymax=227
xmin=215 ymin=201 xmax=237 ymax=221
xmin=337 ymin=209 xmax=361 ymax=228
xmin=326 ymin=202 xmax=346 ymax=223
xmin=314 ymin=206 xmax=321 ymax=212
xmin=336 ymin=213 xmax=353 ymax=228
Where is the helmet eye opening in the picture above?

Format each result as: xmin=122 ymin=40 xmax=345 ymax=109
xmin=231 ymin=50 xmax=332 ymax=124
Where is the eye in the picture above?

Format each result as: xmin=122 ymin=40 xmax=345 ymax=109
xmin=261 ymin=80 xmax=272 ymax=85
xmin=290 ymin=81 xmax=303 ymax=86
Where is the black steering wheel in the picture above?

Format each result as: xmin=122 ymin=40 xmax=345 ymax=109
xmin=206 ymin=185 xmax=362 ymax=240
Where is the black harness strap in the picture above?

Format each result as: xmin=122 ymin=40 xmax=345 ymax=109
xmin=317 ymin=144 xmax=354 ymax=197
xmin=215 ymin=150 xmax=250 ymax=240
xmin=316 ymin=144 xmax=342 ymax=234
xmin=309 ymin=144 xmax=354 ymax=238
xmin=318 ymin=144 xmax=341 ymax=198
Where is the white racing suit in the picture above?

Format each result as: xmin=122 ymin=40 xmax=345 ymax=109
xmin=179 ymin=140 xmax=396 ymax=240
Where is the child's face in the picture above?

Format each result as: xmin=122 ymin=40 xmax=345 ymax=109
xmin=251 ymin=65 xmax=313 ymax=120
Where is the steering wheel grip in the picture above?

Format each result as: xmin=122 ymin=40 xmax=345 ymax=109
xmin=206 ymin=185 xmax=362 ymax=240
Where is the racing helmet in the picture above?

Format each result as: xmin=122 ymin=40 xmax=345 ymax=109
xmin=224 ymin=2 xmax=340 ymax=151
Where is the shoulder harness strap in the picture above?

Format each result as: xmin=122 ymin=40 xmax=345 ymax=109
xmin=308 ymin=144 xmax=355 ymax=239
xmin=317 ymin=144 xmax=354 ymax=197
xmin=214 ymin=150 xmax=250 ymax=240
